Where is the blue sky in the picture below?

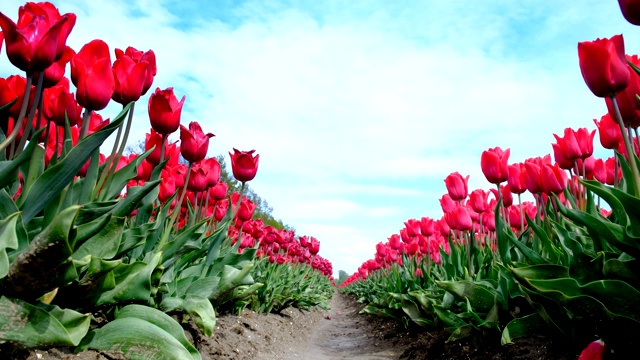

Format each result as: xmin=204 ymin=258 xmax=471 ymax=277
xmin=1 ymin=1 xmax=638 ymax=276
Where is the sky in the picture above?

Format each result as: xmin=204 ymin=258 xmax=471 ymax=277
xmin=1 ymin=0 xmax=639 ymax=276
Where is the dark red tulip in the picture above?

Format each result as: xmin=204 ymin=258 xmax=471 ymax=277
xmin=116 ymin=47 xmax=156 ymax=95
xmin=38 ymin=45 xmax=74 ymax=88
xmin=619 ymin=0 xmax=640 ymax=25
xmin=481 ymin=147 xmax=510 ymax=184
xmin=236 ymin=197 xmax=256 ymax=222
xmin=180 ymin=122 xmax=214 ymax=163
xmin=0 ymin=2 xmax=76 ymax=72
xmin=186 ymin=165 xmax=207 ymax=193
xmin=210 ymin=181 xmax=228 ymax=201
xmin=158 ymin=168 xmax=176 ymax=203
xmin=43 ymin=77 xmax=82 ymax=126
xmin=229 ymin=148 xmax=259 ymax=183
xmin=71 ymin=39 xmax=115 ymax=111
xmin=0 ymin=75 xmax=34 ymax=118
xmin=148 ymin=87 xmax=184 ymax=135
xmin=112 ymin=48 xmax=149 ymax=105
xmin=202 ymin=157 xmax=221 ymax=188
xmin=578 ymin=34 xmax=630 ymax=98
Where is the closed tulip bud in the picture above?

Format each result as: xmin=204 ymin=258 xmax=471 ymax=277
xmin=180 ymin=122 xmax=214 ymax=163
xmin=578 ymin=34 xmax=630 ymax=98
xmin=439 ymin=193 xmax=456 ymax=213
xmin=593 ymin=114 xmax=622 ymax=150
xmin=577 ymin=339 xmax=605 ymax=360
xmin=71 ymin=40 xmax=115 ymax=111
xmin=112 ymin=49 xmax=149 ymax=105
xmin=444 ymin=172 xmax=469 ymax=201
xmin=229 ymin=148 xmax=260 ymax=183
xmin=210 ymin=181 xmax=228 ymax=201
xmin=468 ymin=189 xmax=489 ymax=213
xmin=507 ymin=163 xmax=527 ymax=195
xmin=148 ymin=87 xmax=185 ymax=135
xmin=481 ymin=147 xmax=510 ymax=184
xmin=186 ymin=165 xmax=207 ymax=193
xmin=540 ymin=163 xmax=568 ymax=194
xmin=605 ymin=54 xmax=640 ymax=128
xmin=236 ymin=198 xmax=256 ymax=222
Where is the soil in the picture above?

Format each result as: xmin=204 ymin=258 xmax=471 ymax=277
xmin=0 ymin=292 xmax=583 ymax=360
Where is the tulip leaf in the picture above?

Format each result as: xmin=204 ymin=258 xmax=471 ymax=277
xmin=77 ymin=316 xmax=194 ymax=360
xmin=101 ymin=148 xmax=153 ymax=201
xmin=0 ymin=128 xmax=44 ymax=191
xmin=95 ymin=252 xmax=163 ymax=305
xmin=0 ymin=212 xmax=20 ymax=279
xmin=112 ymin=179 xmax=160 ymax=218
xmin=72 ymin=215 xmax=125 ymax=260
xmin=19 ymin=105 xmax=130 ymax=224
xmin=0 ymin=296 xmax=90 ymax=347
xmin=161 ymin=295 xmax=216 ymax=338
xmin=116 ymin=304 xmax=201 ymax=359
xmin=501 ymin=313 xmax=548 ymax=345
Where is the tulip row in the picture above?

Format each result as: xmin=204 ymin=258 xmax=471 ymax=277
xmin=0 ymin=2 xmax=334 ymax=358
xmin=341 ymin=3 xmax=640 ymax=358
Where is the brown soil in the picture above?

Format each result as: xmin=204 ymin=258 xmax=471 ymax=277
xmin=0 ymin=291 xmax=581 ymax=359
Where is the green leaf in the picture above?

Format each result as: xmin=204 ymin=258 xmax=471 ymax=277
xmin=435 ymin=280 xmax=499 ymax=312
xmin=101 ymin=148 xmax=153 ymax=201
xmin=501 ymin=313 xmax=548 ymax=345
xmin=77 ymin=317 xmax=194 ymax=360
xmin=0 ymin=296 xmax=90 ymax=347
xmin=95 ymin=252 xmax=163 ymax=305
xmin=161 ymin=295 xmax=216 ymax=338
xmin=0 ymin=128 xmax=44 ymax=191
xmin=19 ymin=104 xmax=131 ymax=224
xmin=116 ymin=304 xmax=201 ymax=360
xmin=0 ymin=212 xmax=20 ymax=278
xmin=72 ymin=215 xmax=125 ymax=260
xmin=112 ymin=180 xmax=160 ymax=218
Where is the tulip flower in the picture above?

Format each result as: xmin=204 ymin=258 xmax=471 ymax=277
xmin=236 ymin=197 xmax=257 ymax=222
xmin=578 ymin=35 xmax=630 ymax=98
xmin=507 ymin=163 xmax=527 ymax=195
xmin=439 ymin=193 xmax=457 ymax=213
xmin=229 ymin=148 xmax=260 ymax=183
xmin=593 ymin=114 xmax=622 ymax=150
xmin=38 ymin=46 xmax=75 ymax=88
xmin=148 ymin=87 xmax=184 ymax=136
xmin=540 ymin=163 xmax=568 ymax=194
xmin=444 ymin=172 xmax=469 ymax=201
xmin=605 ymin=55 xmax=640 ymax=128
xmin=202 ymin=157 xmax=221 ymax=188
xmin=210 ymin=181 xmax=228 ymax=201
xmin=186 ymin=165 xmax=207 ymax=193
xmin=618 ymin=0 xmax=640 ymax=25
xmin=0 ymin=3 xmax=76 ymax=72
xmin=419 ymin=217 xmax=435 ymax=237
xmin=481 ymin=147 xmax=510 ymax=185
xmin=116 ymin=46 xmax=156 ymax=95
xmin=71 ymin=39 xmax=115 ymax=111
xmin=468 ymin=189 xmax=489 ymax=213
xmin=577 ymin=339 xmax=605 ymax=360
xmin=180 ymin=122 xmax=214 ymax=163
xmin=0 ymin=75 xmax=34 ymax=118
xmin=112 ymin=48 xmax=149 ymax=105
xmin=43 ymin=79 xmax=82 ymax=126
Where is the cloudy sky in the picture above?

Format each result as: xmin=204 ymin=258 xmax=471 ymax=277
xmin=1 ymin=1 xmax=637 ymax=276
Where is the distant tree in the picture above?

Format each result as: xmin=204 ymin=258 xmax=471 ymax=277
xmin=336 ymin=270 xmax=349 ymax=286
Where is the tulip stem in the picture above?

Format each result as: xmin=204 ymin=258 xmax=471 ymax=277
xmin=611 ymin=96 xmax=640 ymax=196
xmin=158 ymin=162 xmax=192 ymax=251
xmin=0 ymin=74 xmax=33 ymax=155
xmin=16 ymin=72 xmax=44 ymax=156
xmin=159 ymin=133 xmax=167 ymax=164
xmin=78 ymin=109 xmax=92 ymax=140
xmin=97 ymin=103 xmax=134 ymax=201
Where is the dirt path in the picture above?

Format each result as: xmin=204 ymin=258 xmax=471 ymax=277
xmin=273 ymin=292 xmax=406 ymax=360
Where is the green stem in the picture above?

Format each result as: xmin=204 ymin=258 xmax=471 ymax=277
xmin=157 ymin=163 xmax=192 ymax=251
xmin=610 ymin=96 xmax=640 ymax=197
xmin=16 ymin=72 xmax=44 ymax=156
xmin=159 ymin=133 xmax=167 ymax=164
xmin=98 ymin=103 xmax=135 ymax=201
xmin=78 ymin=108 xmax=92 ymax=140
xmin=0 ymin=74 xmax=33 ymax=155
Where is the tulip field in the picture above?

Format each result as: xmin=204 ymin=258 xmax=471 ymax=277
xmin=1 ymin=1 xmax=640 ymax=360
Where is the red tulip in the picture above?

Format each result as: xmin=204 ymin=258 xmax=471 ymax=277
xmin=619 ymin=0 xmax=640 ymax=25
xmin=468 ymin=189 xmax=489 ymax=213
xmin=552 ymin=127 xmax=593 ymax=161
xmin=593 ymin=114 xmax=622 ymax=150
xmin=210 ymin=181 xmax=228 ymax=201
xmin=508 ymin=163 xmax=527 ymax=195
xmin=540 ymin=163 xmax=568 ymax=194
xmin=158 ymin=169 xmax=176 ymax=203
xmin=112 ymin=47 xmax=149 ymax=105
xmin=43 ymin=78 xmax=82 ymax=126
xmin=202 ymin=157 xmax=221 ymax=188
xmin=148 ymin=87 xmax=184 ymax=136
xmin=419 ymin=217 xmax=435 ymax=237
xmin=605 ymin=54 xmax=640 ymax=128
xmin=214 ymin=199 xmax=229 ymax=222
xmin=180 ymin=122 xmax=214 ymax=163
xmin=490 ymin=184 xmax=513 ymax=207
xmin=446 ymin=206 xmax=473 ymax=231
xmin=404 ymin=218 xmax=421 ymax=237
xmin=71 ymin=40 xmax=115 ymax=111
xmin=229 ymin=148 xmax=260 ymax=183
xmin=0 ymin=75 xmax=35 ymax=118
xmin=577 ymin=339 xmax=605 ymax=360
xmin=444 ymin=172 xmax=469 ymax=201
xmin=38 ymin=45 xmax=74 ymax=88
xmin=439 ymin=193 xmax=456 ymax=213
xmin=578 ymin=34 xmax=630 ymax=98
xmin=116 ymin=47 xmax=156 ymax=95
xmin=236 ymin=197 xmax=256 ymax=222
xmin=186 ymin=165 xmax=207 ymax=193
xmin=481 ymin=147 xmax=510 ymax=184
xmin=0 ymin=2 xmax=76 ymax=72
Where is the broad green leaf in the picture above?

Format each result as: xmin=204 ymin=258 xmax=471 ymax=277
xmin=112 ymin=179 xmax=160 ymax=218
xmin=501 ymin=313 xmax=548 ymax=345
xmin=0 ymin=296 xmax=90 ymax=347
xmin=95 ymin=252 xmax=163 ymax=305
xmin=72 ymin=215 xmax=125 ymax=259
xmin=77 ymin=317 xmax=194 ymax=360
xmin=0 ymin=213 xmax=20 ymax=278
xmin=435 ymin=280 xmax=499 ymax=312
xmin=20 ymin=105 xmax=130 ymax=224
xmin=101 ymin=148 xmax=153 ymax=201
xmin=160 ymin=295 xmax=216 ymax=338
xmin=0 ymin=128 xmax=43 ymax=191
xmin=116 ymin=304 xmax=201 ymax=360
